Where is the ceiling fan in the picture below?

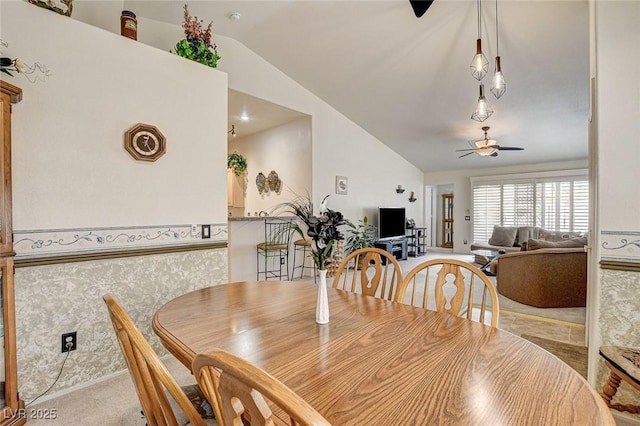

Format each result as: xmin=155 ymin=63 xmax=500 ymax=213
xmin=457 ymin=126 xmax=524 ymax=158
xmin=409 ymin=0 xmax=434 ymax=18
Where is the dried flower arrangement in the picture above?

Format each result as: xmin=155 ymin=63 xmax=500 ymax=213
xmin=174 ymin=4 xmax=221 ymax=68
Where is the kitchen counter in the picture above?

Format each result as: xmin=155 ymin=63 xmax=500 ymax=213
xmin=228 ymin=215 xmax=295 ymax=222
xmin=228 ymin=215 xmax=300 ymax=281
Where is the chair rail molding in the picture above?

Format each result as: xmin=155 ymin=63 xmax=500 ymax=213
xmin=600 ymin=230 xmax=640 ymax=271
xmin=14 ymin=224 xmax=228 ymax=261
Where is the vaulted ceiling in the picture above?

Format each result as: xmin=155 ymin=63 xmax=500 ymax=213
xmin=126 ymin=0 xmax=590 ymax=172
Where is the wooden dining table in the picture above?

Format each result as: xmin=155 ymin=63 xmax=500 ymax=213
xmin=153 ymin=281 xmax=614 ymax=425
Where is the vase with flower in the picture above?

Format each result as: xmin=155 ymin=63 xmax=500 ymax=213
xmin=281 ymin=194 xmax=345 ymax=324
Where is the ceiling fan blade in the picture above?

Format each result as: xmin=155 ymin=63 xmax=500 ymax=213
xmin=496 ymin=146 xmax=524 ymax=151
xmin=409 ymin=0 xmax=434 ymax=17
xmin=455 ymin=148 xmax=478 ymax=152
xmin=490 ymin=152 xmax=499 ymax=157
xmin=458 ymin=152 xmax=474 ymax=158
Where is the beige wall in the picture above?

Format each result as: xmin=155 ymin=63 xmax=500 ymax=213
xmin=591 ymin=1 xmax=640 ymax=419
xmin=1 ymin=1 xmax=229 ymax=400
xmin=136 ymin=17 xmax=426 ymax=226
xmin=231 ymin=117 xmax=313 ymax=216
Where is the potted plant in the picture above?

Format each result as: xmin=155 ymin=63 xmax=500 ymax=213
xmin=227 ymin=152 xmax=247 ymax=176
xmin=174 ymin=4 xmax=221 ymax=68
xmin=344 ymin=216 xmax=377 ymax=255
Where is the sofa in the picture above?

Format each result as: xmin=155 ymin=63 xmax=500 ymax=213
xmin=471 ymin=225 xmax=587 ymax=308
xmin=495 ymin=248 xmax=587 ymax=308
xmin=470 ymin=225 xmax=583 ymax=253
xmin=493 ymin=236 xmax=588 ymax=308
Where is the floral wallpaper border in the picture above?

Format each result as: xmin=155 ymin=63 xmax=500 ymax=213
xmin=14 ymin=224 xmax=228 ymax=259
xmin=600 ymin=230 xmax=640 ymax=263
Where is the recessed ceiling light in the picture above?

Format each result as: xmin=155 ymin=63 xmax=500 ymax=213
xmin=240 ymin=113 xmax=249 ymax=122
xmin=228 ymin=12 xmax=241 ymax=22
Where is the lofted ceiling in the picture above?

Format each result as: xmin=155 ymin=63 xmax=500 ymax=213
xmin=126 ymin=0 xmax=590 ymax=172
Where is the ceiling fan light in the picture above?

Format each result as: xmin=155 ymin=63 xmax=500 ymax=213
xmin=477 ymin=147 xmax=498 ymax=156
xmin=475 ymin=138 xmax=497 ymax=149
xmin=471 ymin=84 xmax=494 ymax=122
xmin=490 ymin=56 xmax=507 ymax=99
xmin=470 ymin=39 xmax=489 ymax=81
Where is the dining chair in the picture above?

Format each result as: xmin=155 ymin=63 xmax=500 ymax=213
xmin=103 ymin=294 xmax=210 ymax=426
xmin=396 ymin=258 xmax=500 ymax=327
xmin=599 ymin=345 xmax=640 ymax=414
xmin=256 ymin=218 xmax=294 ymax=280
xmin=331 ymin=247 xmax=403 ymax=301
xmin=193 ymin=348 xmax=332 ymax=426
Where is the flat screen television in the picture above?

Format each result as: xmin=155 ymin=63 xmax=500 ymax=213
xmin=377 ymin=207 xmax=406 ymax=240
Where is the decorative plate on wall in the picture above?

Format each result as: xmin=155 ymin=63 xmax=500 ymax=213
xmin=124 ymin=123 xmax=166 ymax=162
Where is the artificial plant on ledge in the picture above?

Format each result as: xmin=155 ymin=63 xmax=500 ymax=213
xmin=173 ymin=4 xmax=221 ymax=68
xmin=227 ymin=152 xmax=247 ymax=176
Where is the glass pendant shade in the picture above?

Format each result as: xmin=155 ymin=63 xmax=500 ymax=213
xmin=471 ymin=84 xmax=494 ymax=122
xmin=470 ymin=39 xmax=489 ymax=81
xmin=490 ymin=56 xmax=507 ymax=98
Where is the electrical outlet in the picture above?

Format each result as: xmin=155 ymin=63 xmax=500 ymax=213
xmin=62 ymin=331 xmax=77 ymax=353
xmin=191 ymin=224 xmax=198 ymax=236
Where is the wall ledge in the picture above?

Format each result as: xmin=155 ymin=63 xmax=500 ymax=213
xmin=15 ymin=241 xmax=227 ymax=267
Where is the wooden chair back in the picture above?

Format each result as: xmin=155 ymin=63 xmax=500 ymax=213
xmin=193 ymin=349 xmax=331 ymax=426
xmin=331 ymin=247 xmax=403 ymax=301
xmin=396 ymin=259 xmax=499 ymax=327
xmin=103 ymin=294 xmax=206 ymax=426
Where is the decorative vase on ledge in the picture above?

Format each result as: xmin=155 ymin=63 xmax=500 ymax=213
xmin=316 ymin=269 xmax=329 ymax=324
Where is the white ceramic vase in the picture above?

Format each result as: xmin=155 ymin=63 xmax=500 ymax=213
xmin=316 ymin=269 xmax=329 ymax=324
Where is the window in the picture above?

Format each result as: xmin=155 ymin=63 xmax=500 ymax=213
xmin=472 ymin=171 xmax=589 ymax=242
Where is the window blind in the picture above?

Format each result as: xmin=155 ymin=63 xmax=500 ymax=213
xmin=471 ymin=171 xmax=589 ymax=242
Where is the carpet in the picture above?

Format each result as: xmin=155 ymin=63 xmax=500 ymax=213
xmin=521 ymin=334 xmax=588 ymax=379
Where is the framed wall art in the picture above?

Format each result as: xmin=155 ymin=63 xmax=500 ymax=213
xmin=335 ymin=176 xmax=348 ymax=195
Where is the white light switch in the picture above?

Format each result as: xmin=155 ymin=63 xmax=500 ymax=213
xmin=191 ymin=224 xmax=198 ymax=236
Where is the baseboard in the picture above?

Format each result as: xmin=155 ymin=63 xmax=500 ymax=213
xmin=27 ymin=354 xmax=176 ymax=406
xmin=499 ymin=309 xmax=585 ymax=328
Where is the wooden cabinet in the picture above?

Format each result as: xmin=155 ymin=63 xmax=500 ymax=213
xmin=0 ymin=81 xmax=24 ymax=426
xmin=227 ymin=170 xmax=245 ymax=208
xmin=441 ymin=193 xmax=453 ymax=248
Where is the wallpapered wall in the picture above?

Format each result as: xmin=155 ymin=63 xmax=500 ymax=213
xmin=15 ymin=249 xmax=228 ymax=400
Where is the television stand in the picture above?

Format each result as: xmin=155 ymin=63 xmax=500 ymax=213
xmin=374 ymin=237 xmax=408 ymax=262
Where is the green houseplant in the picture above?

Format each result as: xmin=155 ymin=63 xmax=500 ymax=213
xmin=174 ymin=4 xmax=221 ymax=68
xmin=344 ymin=216 xmax=377 ymax=255
xmin=227 ymin=152 xmax=247 ymax=176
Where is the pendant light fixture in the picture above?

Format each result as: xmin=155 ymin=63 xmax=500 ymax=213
xmin=490 ymin=0 xmax=506 ymax=98
xmin=470 ymin=0 xmax=489 ymax=81
xmin=471 ymin=84 xmax=494 ymax=122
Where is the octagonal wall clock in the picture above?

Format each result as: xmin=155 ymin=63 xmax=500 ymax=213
xmin=124 ymin=123 xmax=166 ymax=162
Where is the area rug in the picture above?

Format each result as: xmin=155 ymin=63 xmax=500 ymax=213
xmin=521 ymin=334 xmax=588 ymax=379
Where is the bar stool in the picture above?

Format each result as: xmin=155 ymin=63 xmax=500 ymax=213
xmin=256 ymin=219 xmax=294 ymax=280
xmin=292 ymin=238 xmax=316 ymax=282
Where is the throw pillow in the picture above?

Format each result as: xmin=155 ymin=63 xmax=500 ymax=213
xmin=538 ymin=229 xmax=583 ymax=242
xmin=488 ymin=226 xmax=518 ymax=247
xmin=526 ymin=236 xmax=587 ymax=250
xmin=516 ymin=226 xmax=539 ymax=246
